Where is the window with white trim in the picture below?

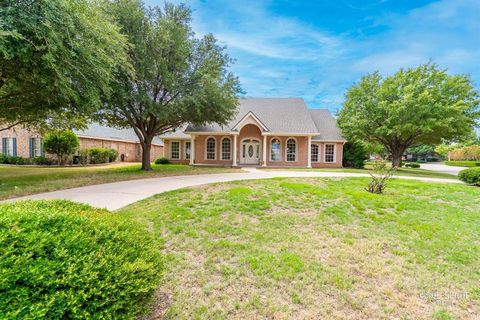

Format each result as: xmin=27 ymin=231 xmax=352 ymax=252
xmin=2 ymin=137 xmax=16 ymax=156
xmin=206 ymin=137 xmax=216 ymax=160
xmin=270 ymin=138 xmax=281 ymax=161
xmin=185 ymin=141 xmax=191 ymax=160
xmin=171 ymin=141 xmax=180 ymax=159
xmin=32 ymin=137 xmax=43 ymax=157
xmin=325 ymin=144 xmax=335 ymax=163
xmin=221 ymin=138 xmax=231 ymax=160
xmin=286 ymin=138 xmax=296 ymax=162
xmin=311 ymin=144 xmax=319 ymax=162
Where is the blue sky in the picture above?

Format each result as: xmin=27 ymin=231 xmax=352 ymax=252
xmin=145 ymin=0 xmax=480 ymax=113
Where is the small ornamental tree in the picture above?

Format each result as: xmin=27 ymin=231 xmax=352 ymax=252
xmin=338 ymin=63 xmax=480 ymax=168
xmin=43 ymin=130 xmax=79 ymax=164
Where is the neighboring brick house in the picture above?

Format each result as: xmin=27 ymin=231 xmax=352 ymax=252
xmin=161 ymin=98 xmax=346 ymax=168
xmin=0 ymin=123 xmax=164 ymax=162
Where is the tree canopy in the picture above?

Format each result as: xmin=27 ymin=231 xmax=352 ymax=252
xmin=0 ymin=0 xmax=129 ymax=131
xmin=102 ymin=0 xmax=241 ymax=170
xmin=338 ymin=63 xmax=479 ymax=167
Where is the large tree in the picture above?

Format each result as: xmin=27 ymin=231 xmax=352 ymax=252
xmin=0 ymin=0 xmax=128 ymax=131
xmin=102 ymin=1 xmax=241 ymax=170
xmin=338 ymin=63 xmax=479 ymax=167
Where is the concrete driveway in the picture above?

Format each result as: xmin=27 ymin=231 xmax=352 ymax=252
xmin=420 ymin=162 xmax=465 ymax=176
xmin=5 ymin=168 xmax=462 ymax=210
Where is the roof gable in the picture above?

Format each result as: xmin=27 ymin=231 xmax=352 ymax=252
xmin=186 ymin=98 xmax=319 ymax=134
xmin=231 ymin=111 xmax=269 ymax=132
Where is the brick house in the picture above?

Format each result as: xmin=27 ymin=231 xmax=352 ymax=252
xmin=0 ymin=123 xmax=164 ymax=162
xmin=161 ymin=98 xmax=346 ymax=168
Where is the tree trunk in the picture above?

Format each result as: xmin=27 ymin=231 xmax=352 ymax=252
xmin=141 ymin=136 xmax=153 ymax=171
xmin=391 ymin=147 xmax=406 ymax=168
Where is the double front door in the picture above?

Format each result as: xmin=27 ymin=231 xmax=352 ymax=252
xmin=241 ymin=139 xmax=260 ymax=164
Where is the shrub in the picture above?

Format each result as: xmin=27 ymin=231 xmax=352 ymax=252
xmin=449 ymin=145 xmax=480 ymax=161
xmin=405 ymin=162 xmax=420 ymax=168
xmin=459 ymin=168 xmax=480 ymax=186
xmin=77 ymin=149 xmax=90 ymax=165
xmin=0 ymin=200 xmax=161 ymax=318
xmin=444 ymin=160 xmax=480 ymax=167
xmin=416 ymin=159 xmax=427 ymax=163
xmin=32 ymin=156 xmax=51 ymax=165
xmin=107 ymin=148 xmax=119 ymax=162
xmin=43 ymin=130 xmax=79 ymax=165
xmin=155 ymin=157 xmax=169 ymax=165
xmin=342 ymin=140 xmax=368 ymax=169
xmin=0 ymin=155 xmax=31 ymax=165
xmin=365 ymin=160 xmax=395 ymax=194
xmin=87 ymin=148 xmax=110 ymax=164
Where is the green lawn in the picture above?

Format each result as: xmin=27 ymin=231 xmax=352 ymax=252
xmin=262 ymin=166 xmax=459 ymax=180
xmin=0 ymin=164 xmax=237 ymax=200
xmin=120 ymin=178 xmax=480 ymax=319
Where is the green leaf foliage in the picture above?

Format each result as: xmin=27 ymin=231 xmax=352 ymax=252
xmin=342 ymin=140 xmax=368 ymax=168
xmin=338 ymin=63 xmax=480 ymax=167
xmin=0 ymin=0 xmax=129 ymax=129
xmin=43 ymin=130 xmax=79 ymax=164
xmin=458 ymin=168 xmax=480 ymax=186
xmin=101 ymin=1 xmax=241 ymax=170
xmin=0 ymin=200 xmax=161 ymax=319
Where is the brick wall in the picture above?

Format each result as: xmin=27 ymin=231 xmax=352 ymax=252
xmin=0 ymin=126 xmax=163 ymax=163
xmin=0 ymin=127 xmax=40 ymax=158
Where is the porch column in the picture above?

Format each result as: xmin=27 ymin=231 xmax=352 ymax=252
xmin=262 ymin=134 xmax=267 ymax=167
xmin=233 ymin=134 xmax=237 ymax=166
xmin=189 ymin=136 xmax=195 ymax=165
xmin=307 ymin=136 xmax=312 ymax=168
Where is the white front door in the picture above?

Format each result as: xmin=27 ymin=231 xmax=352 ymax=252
xmin=241 ymin=140 xmax=260 ymax=164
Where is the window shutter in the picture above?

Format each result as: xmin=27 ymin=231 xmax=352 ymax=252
xmin=41 ymin=138 xmax=45 ymax=157
xmin=29 ymin=138 xmax=34 ymax=158
xmin=1 ymin=138 xmax=6 ymax=155
xmin=13 ymin=138 xmax=17 ymax=157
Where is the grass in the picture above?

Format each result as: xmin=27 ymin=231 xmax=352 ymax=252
xmin=445 ymin=161 xmax=480 ymax=167
xmin=119 ymin=178 xmax=480 ymax=319
xmin=0 ymin=163 xmax=237 ymax=200
xmin=262 ymin=166 xmax=459 ymax=180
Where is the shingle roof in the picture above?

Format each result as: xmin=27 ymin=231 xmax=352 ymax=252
xmin=74 ymin=123 xmax=163 ymax=146
xmin=159 ymin=98 xmax=345 ymax=142
xmin=309 ymin=109 xmax=345 ymax=141
xmin=159 ymin=124 xmax=191 ymax=139
xmin=186 ymin=98 xmax=319 ymax=134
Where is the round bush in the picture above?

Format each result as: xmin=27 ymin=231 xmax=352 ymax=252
xmin=155 ymin=157 xmax=169 ymax=165
xmin=458 ymin=167 xmax=480 ymax=186
xmin=43 ymin=130 xmax=79 ymax=165
xmin=108 ymin=148 xmax=119 ymax=162
xmin=0 ymin=200 xmax=161 ymax=318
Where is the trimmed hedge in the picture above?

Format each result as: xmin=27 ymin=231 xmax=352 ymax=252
xmin=154 ymin=157 xmax=169 ymax=165
xmin=0 ymin=200 xmax=161 ymax=319
xmin=445 ymin=160 xmax=480 ymax=167
xmin=0 ymin=155 xmax=51 ymax=165
xmin=459 ymin=168 xmax=480 ymax=186
xmin=405 ymin=162 xmax=420 ymax=168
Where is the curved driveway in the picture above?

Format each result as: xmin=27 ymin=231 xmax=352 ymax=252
xmin=6 ymin=168 xmax=461 ymax=211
